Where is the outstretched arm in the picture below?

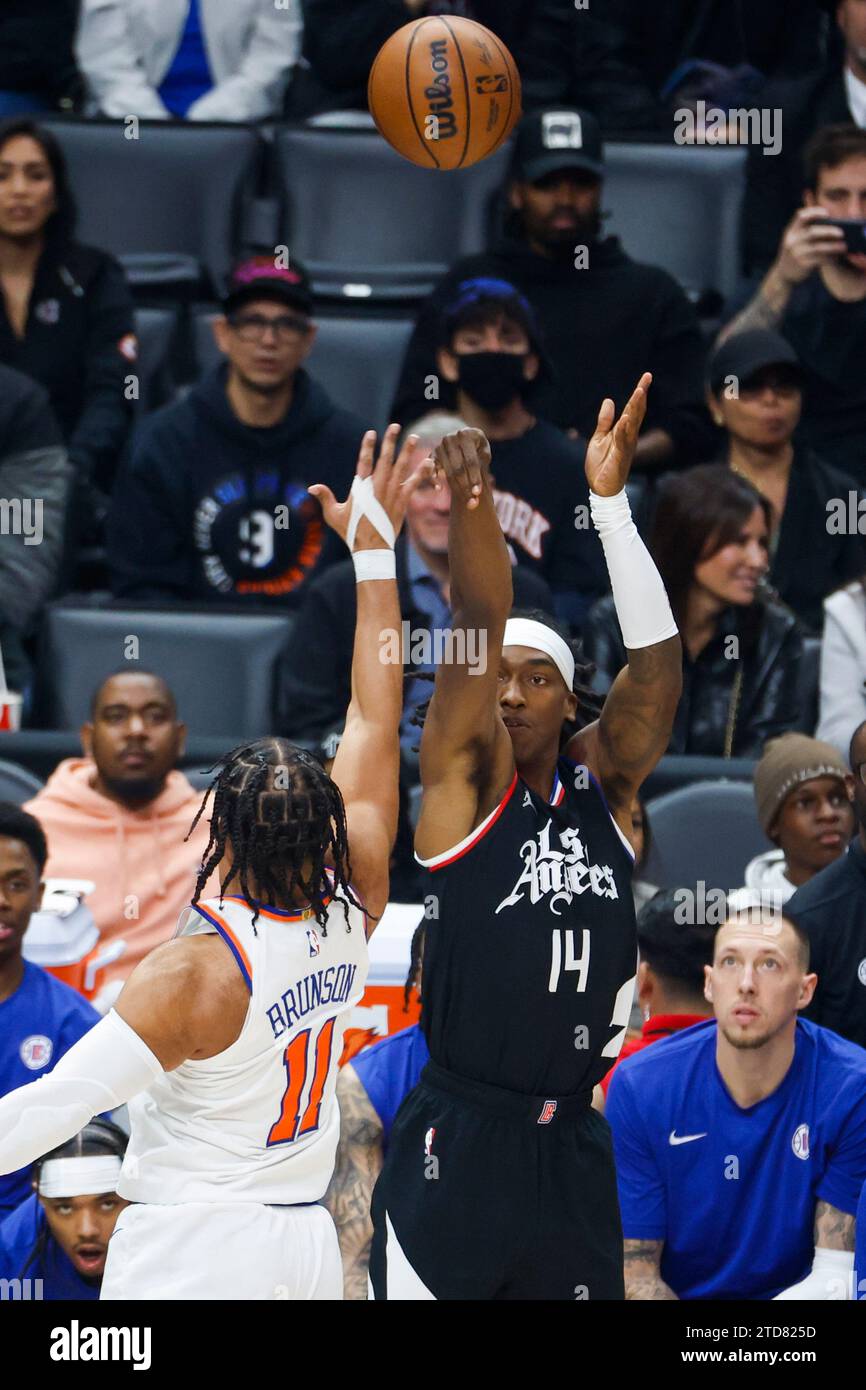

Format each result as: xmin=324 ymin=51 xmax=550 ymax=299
xmin=415 ymin=429 xmax=516 ymax=861
xmin=566 ymin=374 xmax=682 ymax=831
xmin=311 ymin=426 xmax=428 ymax=927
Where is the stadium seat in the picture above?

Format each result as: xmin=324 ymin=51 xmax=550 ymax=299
xmin=34 ymin=604 xmax=295 ymax=739
xmin=0 ymin=759 xmax=44 ymax=805
xmin=272 ymin=127 xmax=511 ymax=299
xmin=642 ymin=755 xmax=756 ymax=800
xmin=193 ymin=309 xmax=414 ymax=430
xmin=133 ymin=308 xmax=178 ymax=415
xmin=41 ymin=119 xmax=264 ymax=293
xmin=602 ymin=144 xmax=747 ymax=303
xmin=642 ymin=778 xmax=772 ymax=891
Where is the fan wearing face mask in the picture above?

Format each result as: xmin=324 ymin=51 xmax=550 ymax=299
xmin=433 ymin=277 xmax=608 ymax=629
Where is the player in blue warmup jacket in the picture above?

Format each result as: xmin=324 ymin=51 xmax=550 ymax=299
xmin=607 ymin=895 xmax=866 ymax=1300
xmin=0 ymin=1119 xmax=129 ymax=1299
xmin=0 ymin=804 xmax=100 ymax=1215
xmin=856 ymin=1180 xmax=866 ymax=1299
xmin=325 ymin=918 xmax=428 ymax=1298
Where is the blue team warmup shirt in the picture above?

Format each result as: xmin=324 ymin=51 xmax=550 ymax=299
xmin=0 ymin=962 xmax=99 ymax=1215
xmin=0 ymin=1193 xmax=100 ymax=1299
xmin=351 ymin=1024 xmax=429 ymax=1145
xmin=606 ymin=1017 xmax=866 ymax=1300
xmin=856 ymin=1180 xmax=866 ymax=1300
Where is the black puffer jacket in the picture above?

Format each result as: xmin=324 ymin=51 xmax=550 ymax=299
xmin=582 ymin=593 xmax=804 ymax=758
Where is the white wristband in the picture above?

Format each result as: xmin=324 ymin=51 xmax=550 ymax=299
xmin=772 ymin=1247 xmax=855 ymax=1300
xmin=589 ymin=488 xmax=678 ymax=650
xmin=352 ymin=549 xmax=396 ymax=582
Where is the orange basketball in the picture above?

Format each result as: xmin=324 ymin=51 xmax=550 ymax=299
xmin=367 ymin=15 xmax=522 ymax=171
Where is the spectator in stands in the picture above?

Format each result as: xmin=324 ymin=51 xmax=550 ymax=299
xmin=0 ymin=803 xmax=99 ymax=1215
xmin=722 ymin=125 xmax=866 ymax=484
xmin=608 ymin=900 xmax=866 ymax=1300
xmin=0 ymin=2 xmax=82 ymax=117
xmin=325 ymin=917 xmax=427 ymax=1299
xmin=433 ymin=277 xmax=608 ymax=628
xmin=583 ymin=466 xmax=804 ymax=757
xmin=817 ymin=574 xmax=866 ymax=755
xmin=0 ymin=1118 xmax=128 ymax=1299
xmin=597 ymin=890 xmax=714 ymax=1107
xmin=0 ymin=362 xmax=71 ymax=701
xmin=23 ymin=670 xmax=210 ymax=989
xmin=787 ymin=717 xmax=866 ymax=1049
xmin=392 ymin=107 xmax=711 ymax=470
xmin=538 ymin=0 xmax=829 ymax=136
xmin=76 ymin=0 xmax=301 ymax=121
xmin=742 ymin=0 xmax=866 ymax=275
xmin=706 ymin=329 xmax=865 ymax=632
xmin=278 ymin=418 xmax=553 ymax=753
xmin=740 ymin=733 xmax=854 ymax=904
xmin=108 ymin=256 xmax=363 ymax=608
xmin=300 ymin=1 xmax=567 ymax=116
xmin=0 ymin=118 xmax=135 ymax=520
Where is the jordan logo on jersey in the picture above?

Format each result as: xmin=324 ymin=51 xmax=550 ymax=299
xmin=494 ymin=818 xmax=619 ymax=916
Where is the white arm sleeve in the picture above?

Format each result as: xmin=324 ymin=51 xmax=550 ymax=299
xmin=590 ymin=489 xmax=679 ymax=650
xmin=0 ymin=1010 xmax=162 ymax=1177
xmin=772 ymin=1248 xmax=855 ymax=1300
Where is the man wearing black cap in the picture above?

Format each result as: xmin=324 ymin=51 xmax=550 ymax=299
xmin=392 ymin=107 xmax=710 ymax=471
xmin=706 ymin=328 xmax=865 ymax=631
xmin=107 ymin=255 xmax=364 ymax=607
xmin=721 ymin=124 xmax=866 ymax=484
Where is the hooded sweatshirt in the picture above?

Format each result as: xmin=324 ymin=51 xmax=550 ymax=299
xmin=107 ymin=363 xmax=364 ymax=605
xmin=23 ymin=760 xmax=211 ymax=984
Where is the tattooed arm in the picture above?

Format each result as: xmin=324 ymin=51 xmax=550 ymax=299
xmin=814 ymin=1199 xmax=856 ymax=1252
xmin=322 ymin=1062 xmax=384 ymax=1300
xmin=623 ymin=1239 xmax=678 ymax=1300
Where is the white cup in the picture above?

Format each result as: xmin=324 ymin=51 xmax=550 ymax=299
xmin=0 ymin=691 xmax=22 ymax=732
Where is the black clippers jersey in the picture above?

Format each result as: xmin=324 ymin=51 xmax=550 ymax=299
xmin=416 ymin=757 xmax=637 ymax=1095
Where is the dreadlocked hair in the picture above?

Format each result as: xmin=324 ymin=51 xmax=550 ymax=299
xmin=187 ymin=737 xmax=362 ymax=934
xmin=408 ymin=607 xmax=603 ymax=750
xmin=403 ymin=916 xmax=426 ymax=1011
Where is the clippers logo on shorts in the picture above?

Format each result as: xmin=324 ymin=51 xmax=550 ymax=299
xmin=537 ymin=1100 xmax=557 ymax=1125
xmin=306 ymin=926 xmax=321 ymax=958
xmin=20 ymin=1035 xmax=52 ymax=1070
xmin=424 ymin=1126 xmax=436 ymax=1158
xmin=495 ymin=818 xmax=619 ymax=916
xmin=858 ymin=958 xmax=866 ymax=987
xmin=542 ymin=111 xmax=583 ymax=150
xmin=791 ymin=1123 xmax=810 ymax=1160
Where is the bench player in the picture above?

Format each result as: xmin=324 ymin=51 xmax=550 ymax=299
xmin=0 ymin=424 xmax=425 ymax=1300
xmin=370 ymin=373 xmax=683 ymax=1300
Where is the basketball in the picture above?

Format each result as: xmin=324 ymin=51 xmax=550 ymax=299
xmin=367 ymin=15 xmax=522 ymax=171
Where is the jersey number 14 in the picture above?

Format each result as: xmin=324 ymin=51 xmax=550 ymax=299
xmin=549 ymin=928 xmax=634 ymax=1059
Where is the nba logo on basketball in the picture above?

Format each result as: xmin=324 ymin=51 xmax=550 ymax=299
xmin=537 ymin=1100 xmax=557 ymax=1125
xmin=305 ymin=927 xmax=321 ymax=958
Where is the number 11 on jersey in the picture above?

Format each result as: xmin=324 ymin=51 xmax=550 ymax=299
xmin=267 ymin=1018 xmax=336 ymax=1146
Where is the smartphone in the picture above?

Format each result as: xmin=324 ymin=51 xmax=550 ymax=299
xmin=824 ymin=219 xmax=866 ymax=256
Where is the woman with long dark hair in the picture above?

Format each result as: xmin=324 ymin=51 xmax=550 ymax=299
xmin=0 ymin=117 xmax=135 ymax=501
xmin=583 ymin=464 xmax=804 ymax=757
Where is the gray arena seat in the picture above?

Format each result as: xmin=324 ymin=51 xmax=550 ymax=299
xmin=642 ymin=778 xmax=772 ymax=892
xmin=272 ymin=127 xmax=510 ymax=299
xmin=35 ymin=605 xmax=294 ymax=739
xmin=193 ymin=309 xmax=414 ymax=431
xmin=133 ymin=308 xmax=178 ymax=415
xmin=0 ymin=759 xmax=44 ymax=805
xmin=41 ymin=119 xmax=264 ymax=292
xmin=603 ymin=144 xmax=747 ymax=302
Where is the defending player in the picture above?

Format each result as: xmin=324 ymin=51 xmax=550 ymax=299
xmin=0 ymin=424 xmax=425 ymax=1300
xmin=370 ymin=373 xmax=683 ymax=1301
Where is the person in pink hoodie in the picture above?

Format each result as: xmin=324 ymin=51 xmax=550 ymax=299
xmin=23 ymin=670 xmax=210 ymax=986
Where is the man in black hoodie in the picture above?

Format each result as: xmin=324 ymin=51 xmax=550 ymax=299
xmin=108 ymin=257 xmax=364 ymax=608
xmin=392 ymin=107 xmax=711 ymax=470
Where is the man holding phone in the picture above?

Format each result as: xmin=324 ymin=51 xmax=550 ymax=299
xmin=720 ymin=124 xmax=866 ymax=484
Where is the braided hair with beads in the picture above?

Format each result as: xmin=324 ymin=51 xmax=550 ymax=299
xmin=187 ymin=737 xmax=363 ymax=934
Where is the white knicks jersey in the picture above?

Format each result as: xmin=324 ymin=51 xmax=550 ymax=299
xmin=118 ymin=887 xmax=368 ymax=1205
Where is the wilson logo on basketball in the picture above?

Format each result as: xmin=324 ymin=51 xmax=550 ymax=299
xmin=425 ymin=39 xmax=457 ymax=140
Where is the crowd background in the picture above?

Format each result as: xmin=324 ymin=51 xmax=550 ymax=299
xmin=2 ymin=0 xmax=866 ymax=1302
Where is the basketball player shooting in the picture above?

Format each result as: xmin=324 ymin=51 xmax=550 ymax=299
xmin=0 ymin=425 xmax=428 ymax=1301
xmin=370 ymin=372 xmax=683 ymax=1301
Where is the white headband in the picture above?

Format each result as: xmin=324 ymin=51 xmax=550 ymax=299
xmin=38 ymin=1156 xmax=123 ymax=1199
xmin=502 ymin=618 xmax=575 ymax=689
